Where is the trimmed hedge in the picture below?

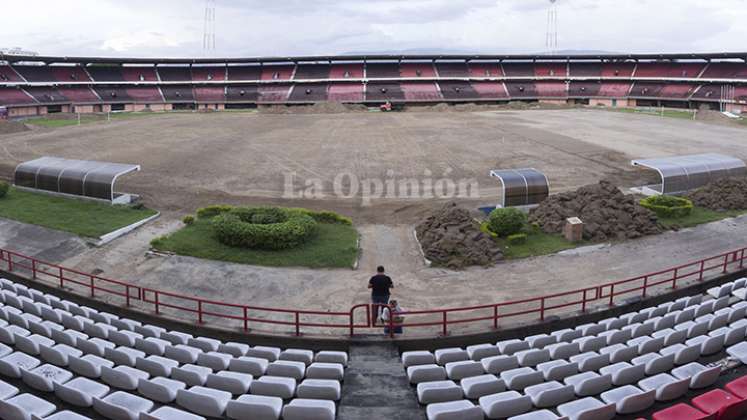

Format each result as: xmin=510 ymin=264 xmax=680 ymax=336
xmin=212 ymin=206 xmax=318 ymax=250
xmin=640 ymin=195 xmax=693 ymax=218
xmin=182 ymin=215 xmax=195 ymax=225
xmin=0 ymin=181 xmax=8 ymax=199
xmin=487 ymin=207 xmax=527 ymax=237
xmin=196 ymin=204 xmax=234 ymax=219
xmin=288 ymin=208 xmax=353 ymax=225
xmin=196 ymin=204 xmax=353 ymax=225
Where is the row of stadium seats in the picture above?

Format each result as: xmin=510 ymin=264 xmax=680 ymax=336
xmin=0 ymin=277 xmax=348 ymax=420
xmin=4 ymin=82 xmax=745 ymax=106
xmin=402 ymin=278 xmax=747 ymax=420
xmin=3 ymin=62 xmax=747 ymax=83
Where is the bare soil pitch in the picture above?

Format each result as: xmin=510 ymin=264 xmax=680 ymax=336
xmin=0 ymin=109 xmax=745 ymax=227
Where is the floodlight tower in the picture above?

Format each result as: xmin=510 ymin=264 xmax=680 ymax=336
xmin=546 ymin=0 xmax=559 ymax=54
xmin=203 ymin=0 xmax=216 ymax=52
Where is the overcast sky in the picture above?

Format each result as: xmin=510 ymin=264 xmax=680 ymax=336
xmin=2 ymin=0 xmax=746 ymax=58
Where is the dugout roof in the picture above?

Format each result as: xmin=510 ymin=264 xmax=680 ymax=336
xmin=631 ymin=153 xmax=746 ymax=194
xmin=489 ymin=168 xmax=550 ymax=207
xmin=14 ymin=156 xmax=140 ymax=202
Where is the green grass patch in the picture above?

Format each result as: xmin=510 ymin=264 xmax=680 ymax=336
xmin=0 ymin=188 xmax=157 ymax=237
xmin=657 ymin=206 xmax=747 ymax=229
xmin=25 ymin=111 xmax=176 ymax=128
xmin=480 ymin=222 xmax=579 ymax=259
xmin=497 ymin=230 xmax=579 ymax=259
xmin=606 ymin=107 xmax=695 ymax=120
xmin=151 ymin=219 xmax=359 ymax=268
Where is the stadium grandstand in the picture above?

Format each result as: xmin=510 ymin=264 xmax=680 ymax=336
xmin=0 ymin=52 xmax=746 ymax=117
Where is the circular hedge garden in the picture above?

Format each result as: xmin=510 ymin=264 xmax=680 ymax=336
xmin=212 ymin=207 xmax=318 ymax=250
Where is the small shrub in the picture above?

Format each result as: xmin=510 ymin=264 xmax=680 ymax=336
xmin=196 ymin=204 xmax=234 ymax=219
xmin=288 ymin=208 xmax=352 ymax=225
xmin=507 ymin=233 xmax=527 ymax=245
xmin=487 ymin=207 xmax=527 ymax=237
xmin=128 ymin=202 xmax=145 ymax=210
xmin=182 ymin=215 xmax=195 ymax=225
xmin=640 ymin=195 xmax=693 ymax=218
xmin=0 ymin=181 xmax=9 ymax=198
xmin=212 ymin=206 xmax=318 ymax=250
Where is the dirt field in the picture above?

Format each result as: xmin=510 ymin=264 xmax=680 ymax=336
xmin=6 ymin=108 xmax=744 ymax=224
xmin=2 ymin=108 xmax=747 ymax=336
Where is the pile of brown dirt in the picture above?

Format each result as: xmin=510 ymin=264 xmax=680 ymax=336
xmin=415 ymin=202 xmax=503 ymax=269
xmin=528 ymin=181 xmax=662 ymax=241
xmin=0 ymin=120 xmax=29 ymax=135
xmin=406 ymin=101 xmax=578 ymax=113
xmin=687 ymin=177 xmax=747 ymax=211
xmin=259 ymin=102 xmax=367 ymax=114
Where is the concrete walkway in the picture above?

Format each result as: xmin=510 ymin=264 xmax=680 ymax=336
xmin=338 ymin=343 xmax=424 ymax=420
xmin=1 ymin=214 xmax=746 ymax=336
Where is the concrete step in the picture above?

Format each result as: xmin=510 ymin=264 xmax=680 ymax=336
xmin=339 ymin=342 xmax=425 ymax=420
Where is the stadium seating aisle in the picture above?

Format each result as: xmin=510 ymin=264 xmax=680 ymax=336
xmin=328 ymin=84 xmax=364 ymax=102
xmin=400 ymin=82 xmax=442 ymax=101
xmin=121 ymin=66 xmax=159 ymax=82
xmin=0 ymin=277 xmax=349 ymax=420
xmin=226 ymin=65 xmax=261 ymax=81
xmin=401 ymin=277 xmax=747 ymax=420
xmin=0 ymin=65 xmax=25 ymax=82
xmin=0 ymin=87 xmax=38 ymax=106
xmin=22 ymin=87 xmax=69 ymax=103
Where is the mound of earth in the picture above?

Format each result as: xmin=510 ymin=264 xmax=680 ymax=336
xmin=687 ymin=177 xmax=747 ymax=211
xmin=529 ymin=181 xmax=662 ymax=241
xmin=415 ymin=202 xmax=503 ymax=269
xmin=259 ymin=102 xmax=367 ymax=114
xmin=0 ymin=120 xmax=29 ymax=135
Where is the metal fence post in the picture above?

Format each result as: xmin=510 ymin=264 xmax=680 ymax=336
xmin=582 ymin=289 xmax=587 ymax=313
xmin=244 ymin=307 xmax=249 ymax=332
xmin=58 ymin=267 xmax=64 ymax=288
xmin=125 ymin=286 xmax=130 ymax=307
xmin=89 ymin=276 xmax=95 ymax=297
xmin=295 ymin=312 xmax=300 ymax=336
xmin=699 ymin=260 xmax=705 ymax=281
xmin=672 ymin=268 xmax=678 ymax=288
xmin=442 ymin=311 xmax=447 ymax=336
xmin=723 ymin=254 xmax=729 ymax=273
xmin=154 ymin=291 xmax=160 ymax=315
xmin=608 ymin=284 xmax=615 ymax=306
xmin=198 ymin=301 xmax=203 ymax=324
xmin=642 ymin=276 xmax=648 ymax=298
xmin=493 ymin=305 xmax=498 ymax=329
xmin=741 ymin=249 xmax=745 ymax=269
xmin=540 ymin=298 xmax=545 ymax=321
xmin=31 ymin=260 xmax=36 ymax=279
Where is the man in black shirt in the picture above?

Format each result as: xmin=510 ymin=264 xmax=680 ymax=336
xmin=368 ymin=265 xmax=393 ymax=323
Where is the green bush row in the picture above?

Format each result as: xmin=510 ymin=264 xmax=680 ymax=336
xmin=640 ymin=195 xmax=693 ymax=218
xmin=487 ymin=207 xmax=527 ymax=237
xmin=195 ymin=204 xmax=352 ymax=225
xmin=212 ymin=207 xmax=318 ymax=250
xmin=196 ymin=204 xmax=234 ymax=219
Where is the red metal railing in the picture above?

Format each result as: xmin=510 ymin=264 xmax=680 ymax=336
xmin=0 ymin=246 xmax=744 ymax=338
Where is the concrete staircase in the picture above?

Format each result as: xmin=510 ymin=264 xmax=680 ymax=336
xmin=339 ymin=342 xmax=425 ymax=419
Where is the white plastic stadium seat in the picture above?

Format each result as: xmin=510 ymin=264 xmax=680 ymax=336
xmin=426 ymin=400 xmax=483 ymax=420
xmin=479 ymin=390 xmax=533 ymax=418
xmin=417 ymin=380 xmax=463 ymax=404
xmin=557 ymin=397 xmax=615 ymax=420
xmin=282 ymin=398 xmax=336 ymax=420
xmin=226 ymin=394 xmax=283 ymax=420
xmin=137 ymin=376 xmax=185 ymax=403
